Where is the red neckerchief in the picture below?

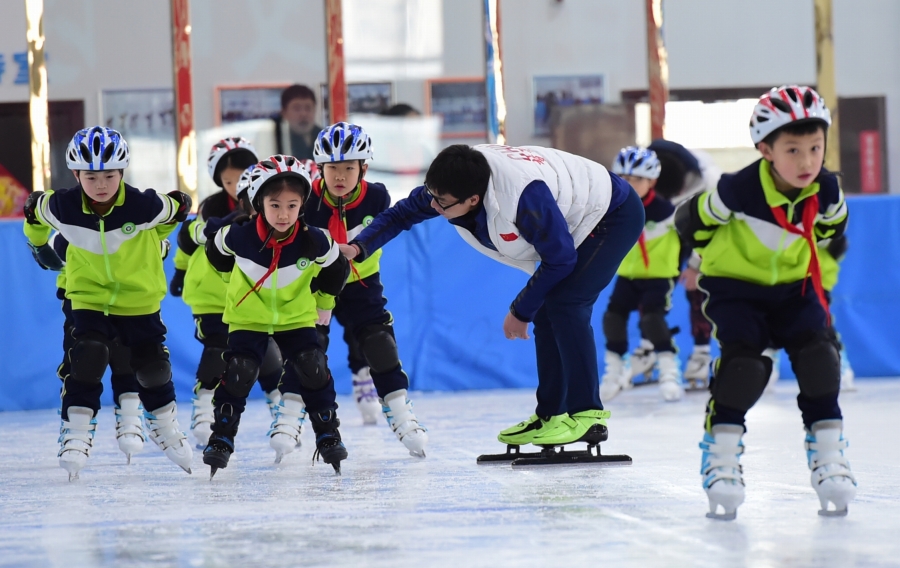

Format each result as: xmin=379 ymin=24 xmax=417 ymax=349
xmin=769 ymin=193 xmax=830 ymax=324
xmin=312 ymin=178 xmax=368 ymax=286
xmin=226 ymin=193 xmax=236 ymax=212
xmin=235 ymin=215 xmax=301 ymax=307
xmin=637 ymin=189 xmax=656 ymax=269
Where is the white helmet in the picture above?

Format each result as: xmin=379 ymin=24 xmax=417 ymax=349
xmin=248 ymin=155 xmax=312 ymax=211
xmin=236 ymin=164 xmax=256 ymax=203
xmin=750 ymin=85 xmax=831 ymax=145
xmin=207 ymin=137 xmax=258 ymax=185
xmin=65 ymin=126 xmax=130 ymax=171
xmin=299 ymin=159 xmax=321 ymax=183
xmin=313 ymin=122 xmax=373 ymax=164
xmin=612 ymin=146 xmax=661 ymax=180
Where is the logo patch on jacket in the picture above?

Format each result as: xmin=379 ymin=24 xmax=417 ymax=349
xmin=500 ymin=232 xmax=519 ymax=242
xmin=296 ymin=258 xmax=311 ymax=270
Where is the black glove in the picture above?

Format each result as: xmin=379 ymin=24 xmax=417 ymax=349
xmin=28 ymin=242 xmax=64 ymax=271
xmin=167 ymin=191 xmax=193 ymax=222
xmin=23 ymin=191 xmax=44 ymax=225
xmin=169 ymin=269 xmax=186 ymax=297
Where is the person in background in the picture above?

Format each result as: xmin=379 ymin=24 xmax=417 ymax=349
xmin=275 ymin=84 xmax=322 ymax=161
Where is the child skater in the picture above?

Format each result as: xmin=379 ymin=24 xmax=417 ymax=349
xmin=676 ymin=86 xmax=856 ymax=519
xmin=306 ymin=122 xmax=427 ymax=457
xmin=599 ymin=146 xmax=684 ymax=402
xmin=170 ymin=138 xmax=284 ymax=446
xmin=23 ymin=126 xmax=194 ymax=480
xmin=343 ymin=144 xmax=644 ymax=449
xmin=203 ymin=155 xmax=350 ymax=476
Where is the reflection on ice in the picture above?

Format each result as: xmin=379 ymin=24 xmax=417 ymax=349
xmin=0 ymin=380 xmax=897 ymax=567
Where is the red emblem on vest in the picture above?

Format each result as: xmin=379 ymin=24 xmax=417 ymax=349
xmin=500 ymin=232 xmax=519 ymax=241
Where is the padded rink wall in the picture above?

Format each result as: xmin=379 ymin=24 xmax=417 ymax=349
xmin=0 ymin=195 xmax=897 ymax=411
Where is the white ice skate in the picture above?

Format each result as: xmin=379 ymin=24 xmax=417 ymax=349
xmin=806 ymin=419 xmax=857 ymax=516
xmin=114 ymin=393 xmax=145 ymax=464
xmin=268 ymin=393 xmax=306 ymax=464
xmin=630 ymin=339 xmax=657 ymax=381
xmin=190 ymin=387 xmax=215 ymax=448
xmin=657 ymin=352 xmax=685 ymax=402
xmin=352 ymin=367 xmax=382 ymax=425
xmin=839 ymin=348 xmax=857 ymax=392
xmin=599 ymin=351 xmax=632 ymax=401
xmin=763 ymin=348 xmax=780 ymax=392
xmin=58 ymin=406 xmax=97 ymax=481
xmin=684 ymin=346 xmax=711 ymax=390
xmin=382 ymin=389 xmax=427 ymax=458
xmin=264 ymin=388 xmax=283 ymax=420
xmin=700 ymin=424 xmax=745 ymax=521
xmin=144 ymin=402 xmax=193 ymax=474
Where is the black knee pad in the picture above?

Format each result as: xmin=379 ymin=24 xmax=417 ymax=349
xmin=791 ymin=334 xmax=841 ymax=398
xmin=259 ymin=337 xmax=284 ymax=378
xmin=316 ymin=324 xmax=330 ymax=352
xmin=197 ymin=346 xmax=228 ymax=387
xmin=290 ymin=348 xmax=330 ymax=391
xmin=70 ymin=333 xmax=109 ymax=384
xmin=131 ymin=343 xmax=172 ymax=389
xmin=602 ymin=311 xmax=629 ymax=345
xmin=107 ymin=338 xmax=133 ymax=376
xmin=223 ymin=355 xmax=260 ymax=398
xmin=638 ymin=311 xmax=672 ymax=348
xmin=711 ymin=344 xmax=771 ymax=412
xmin=360 ymin=326 xmax=400 ymax=374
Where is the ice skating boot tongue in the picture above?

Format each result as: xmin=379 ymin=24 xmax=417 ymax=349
xmin=114 ymin=393 xmax=145 ymax=464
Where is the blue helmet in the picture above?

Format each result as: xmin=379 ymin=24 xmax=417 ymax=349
xmin=65 ymin=126 xmax=130 ymax=171
xmin=612 ymin=146 xmax=661 ymax=180
xmin=313 ymin=122 xmax=373 ymax=164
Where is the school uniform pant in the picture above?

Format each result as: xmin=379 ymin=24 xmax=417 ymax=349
xmin=605 ymin=276 xmax=677 ymax=354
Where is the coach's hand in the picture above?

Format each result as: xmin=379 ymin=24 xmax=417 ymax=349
xmin=503 ymin=312 xmax=530 ymax=340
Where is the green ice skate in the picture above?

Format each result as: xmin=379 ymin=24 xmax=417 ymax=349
xmin=497 ymin=414 xmax=566 ymax=445
xmin=530 ymin=409 xmax=611 ymax=446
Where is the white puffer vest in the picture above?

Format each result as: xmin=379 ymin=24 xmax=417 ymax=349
xmin=453 ymin=144 xmax=613 ymax=274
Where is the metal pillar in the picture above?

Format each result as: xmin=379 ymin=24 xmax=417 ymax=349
xmin=646 ymin=0 xmax=668 ymax=140
xmin=325 ymin=0 xmax=348 ymax=124
xmin=814 ymin=0 xmax=840 ymax=170
xmin=171 ymin=0 xmax=197 ymax=201
xmin=25 ymin=0 xmax=50 ymax=192
xmin=484 ymin=0 xmax=507 ymax=144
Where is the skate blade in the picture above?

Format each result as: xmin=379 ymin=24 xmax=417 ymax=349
xmin=180 ymin=466 xmax=192 ymax=475
xmin=818 ymin=507 xmax=848 ymax=517
xmin=706 ymin=511 xmax=737 ymax=521
xmin=409 ymin=450 xmax=426 ymax=458
xmin=68 ymin=472 xmax=79 ymax=482
xmin=477 ymin=445 xmax=542 ymax=464
xmin=332 ymin=464 xmax=342 ymax=476
xmin=126 ymin=454 xmax=132 ymax=466
xmin=511 ymin=454 xmax=632 ymax=468
xmin=209 ymin=467 xmax=218 ymax=480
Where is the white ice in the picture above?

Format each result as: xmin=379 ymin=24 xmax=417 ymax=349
xmin=0 ymin=380 xmax=898 ymax=568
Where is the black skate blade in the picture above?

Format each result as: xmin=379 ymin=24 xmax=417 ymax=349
xmin=706 ymin=511 xmax=737 ymax=521
xmin=477 ymin=444 xmax=543 ymax=464
xmin=209 ymin=467 xmax=219 ymax=480
xmin=332 ymin=463 xmax=342 ymax=476
xmin=818 ymin=508 xmax=848 ymax=517
xmin=510 ymin=441 xmax=632 ymax=468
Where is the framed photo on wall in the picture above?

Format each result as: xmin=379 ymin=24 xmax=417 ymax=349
xmin=425 ymin=78 xmax=487 ymax=138
xmin=216 ymin=84 xmax=290 ymax=125
xmin=101 ymin=88 xmax=175 ymax=139
xmin=319 ymin=82 xmax=394 ymax=123
xmin=532 ymin=74 xmax=606 ymax=137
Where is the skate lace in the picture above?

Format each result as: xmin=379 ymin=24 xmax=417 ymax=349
xmin=144 ymin=409 xmax=188 ymax=450
xmin=805 ymin=434 xmax=856 ymax=484
xmin=353 ymin=377 xmax=378 ymax=403
xmin=58 ymin=417 xmax=97 ymax=456
xmin=699 ymin=436 xmax=744 ymax=488
xmin=115 ymin=404 xmax=146 ymax=441
xmin=382 ymin=398 xmax=426 ymax=437
xmin=311 ymin=434 xmax=342 ymax=466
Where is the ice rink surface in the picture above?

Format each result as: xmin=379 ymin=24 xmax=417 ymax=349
xmin=0 ymin=379 xmax=897 ymax=568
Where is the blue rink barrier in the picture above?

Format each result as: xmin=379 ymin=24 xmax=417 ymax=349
xmin=0 ymin=194 xmax=897 ymax=411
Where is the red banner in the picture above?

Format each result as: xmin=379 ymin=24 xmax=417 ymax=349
xmin=326 ymin=0 xmax=347 ymax=124
xmin=172 ymin=0 xmax=194 ymax=193
xmin=859 ymin=130 xmax=882 ymax=194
